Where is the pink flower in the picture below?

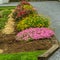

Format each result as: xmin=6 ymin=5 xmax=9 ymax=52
xmin=16 ymin=28 xmax=55 ymax=41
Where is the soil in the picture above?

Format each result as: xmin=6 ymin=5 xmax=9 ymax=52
xmin=0 ymin=32 xmax=57 ymax=53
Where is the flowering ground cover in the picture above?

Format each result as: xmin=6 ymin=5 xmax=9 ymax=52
xmin=16 ymin=28 xmax=54 ymax=41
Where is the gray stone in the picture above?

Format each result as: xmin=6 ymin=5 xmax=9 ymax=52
xmin=49 ymin=49 xmax=60 ymax=60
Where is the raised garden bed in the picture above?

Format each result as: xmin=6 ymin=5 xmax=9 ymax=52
xmin=0 ymin=29 xmax=57 ymax=53
xmin=0 ymin=1 xmax=59 ymax=60
xmin=0 ymin=32 xmax=54 ymax=53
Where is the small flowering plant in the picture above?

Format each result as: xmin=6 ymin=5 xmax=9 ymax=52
xmin=16 ymin=28 xmax=54 ymax=41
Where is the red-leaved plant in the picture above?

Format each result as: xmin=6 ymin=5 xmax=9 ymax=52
xmin=13 ymin=0 xmax=36 ymax=21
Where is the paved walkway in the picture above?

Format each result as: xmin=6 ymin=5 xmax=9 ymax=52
xmin=0 ymin=1 xmax=60 ymax=60
xmin=49 ymin=49 xmax=60 ymax=60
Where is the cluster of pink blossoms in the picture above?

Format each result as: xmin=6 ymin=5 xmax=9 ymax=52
xmin=16 ymin=28 xmax=54 ymax=41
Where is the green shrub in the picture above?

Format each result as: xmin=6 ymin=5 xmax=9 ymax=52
xmin=17 ymin=14 xmax=50 ymax=31
xmin=23 ymin=5 xmax=33 ymax=10
xmin=13 ymin=4 xmax=37 ymax=21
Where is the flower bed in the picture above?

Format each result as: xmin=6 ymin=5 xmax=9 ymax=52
xmin=13 ymin=1 xmax=37 ymax=21
xmin=0 ymin=0 xmax=56 ymax=55
xmin=16 ymin=28 xmax=54 ymax=41
xmin=0 ymin=32 xmax=54 ymax=53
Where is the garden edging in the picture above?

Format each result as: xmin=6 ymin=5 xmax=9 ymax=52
xmin=38 ymin=39 xmax=59 ymax=60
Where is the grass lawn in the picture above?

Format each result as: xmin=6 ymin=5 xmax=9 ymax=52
xmin=0 ymin=50 xmax=46 ymax=60
xmin=0 ymin=6 xmax=15 ymax=11
xmin=0 ymin=6 xmax=15 ymax=29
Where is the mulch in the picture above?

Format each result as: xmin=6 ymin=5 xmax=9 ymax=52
xmin=0 ymin=32 xmax=57 ymax=53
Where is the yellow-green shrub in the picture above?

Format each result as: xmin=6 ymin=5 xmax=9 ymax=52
xmin=23 ymin=5 xmax=33 ymax=10
xmin=16 ymin=14 xmax=50 ymax=31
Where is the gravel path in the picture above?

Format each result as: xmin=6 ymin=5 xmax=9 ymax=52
xmin=0 ymin=1 xmax=60 ymax=60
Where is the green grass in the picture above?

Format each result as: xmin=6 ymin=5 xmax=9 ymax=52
xmin=0 ymin=10 xmax=12 ymax=29
xmin=0 ymin=6 xmax=15 ymax=11
xmin=0 ymin=18 xmax=8 ymax=29
xmin=0 ymin=6 xmax=15 ymax=29
xmin=0 ymin=50 xmax=46 ymax=60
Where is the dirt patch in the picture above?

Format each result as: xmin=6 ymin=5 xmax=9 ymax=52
xmin=0 ymin=32 xmax=56 ymax=53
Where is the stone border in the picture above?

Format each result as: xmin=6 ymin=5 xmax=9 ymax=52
xmin=38 ymin=39 xmax=59 ymax=60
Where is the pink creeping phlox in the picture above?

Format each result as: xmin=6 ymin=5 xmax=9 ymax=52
xmin=16 ymin=28 xmax=55 ymax=41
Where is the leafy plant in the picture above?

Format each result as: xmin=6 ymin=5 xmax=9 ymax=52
xmin=23 ymin=5 xmax=33 ymax=10
xmin=16 ymin=14 xmax=50 ymax=31
xmin=13 ymin=1 xmax=37 ymax=21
